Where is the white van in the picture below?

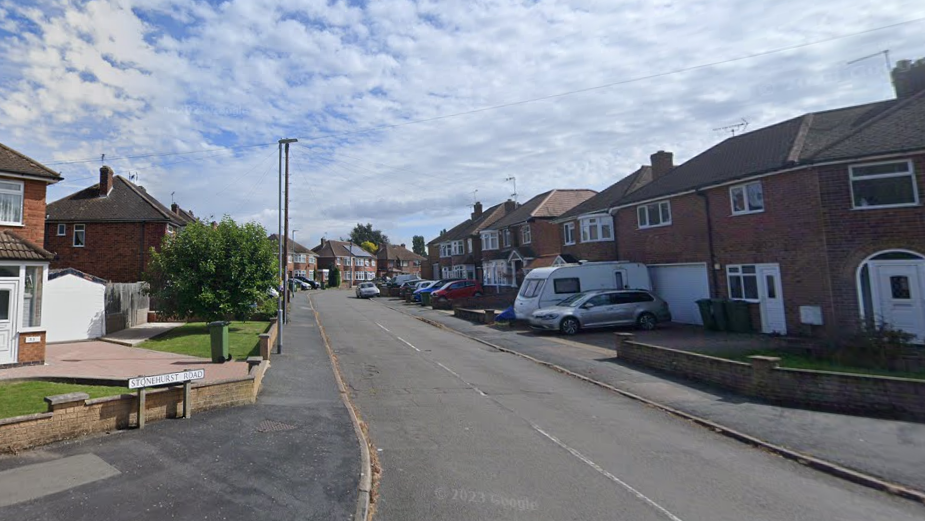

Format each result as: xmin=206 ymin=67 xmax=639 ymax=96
xmin=390 ymin=273 xmax=420 ymax=286
xmin=513 ymin=261 xmax=651 ymax=319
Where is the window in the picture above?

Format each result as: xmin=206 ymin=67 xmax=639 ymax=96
xmin=580 ymin=216 xmax=614 ymax=242
xmin=521 ymin=226 xmax=531 ymax=244
xmin=611 ymin=291 xmax=654 ymax=304
xmin=22 ymin=266 xmax=43 ymax=328
xmin=890 ymin=276 xmax=911 ymax=299
xmin=440 ymin=242 xmax=452 ymax=257
xmin=730 ymin=181 xmax=765 ymax=214
xmin=850 ymin=160 xmax=918 ymax=209
xmin=553 ymin=277 xmax=581 ymax=294
xmin=563 ymin=223 xmax=575 ymax=245
xmin=637 ymin=201 xmax=671 ymax=229
xmin=502 ymin=229 xmax=511 ymax=247
xmin=452 ymin=240 xmax=464 ymax=256
xmin=467 ymin=238 xmax=473 ymax=253
xmin=344 ymin=271 xmax=352 ymax=280
xmin=0 ymin=266 xmax=19 ymax=277
xmin=727 ymin=265 xmax=759 ymax=301
xmin=0 ymin=181 xmax=23 ymax=225
xmin=56 ymin=224 xmax=66 ymax=236
xmin=481 ymin=231 xmax=499 ymax=250
xmin=584 ymin=294 xmax=610 ymax=307
xmin=309 ymin=256 xmax=316 ymax=265
xmin=518 ymin=279 xmax=544 ymax=298
xmin=73 ymin=224 xmax=86 ymax=247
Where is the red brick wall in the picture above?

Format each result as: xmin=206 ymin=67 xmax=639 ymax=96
xmin=45 ymin=221 xmax=168 ymax=282
xmin=17 ymin=331 xmax=46 ymax=364
xmin=817 ymin=154 xmax=925 ymax=333
xmin=0 ymin=179 xmax=47 ymax=245
xmin=559 ymin=217 xmax=619 ymax=262
xmin=527 ymin=220 xmax=562 ymax=257
xmin=617 ymin=194 xmax=711 ymax=265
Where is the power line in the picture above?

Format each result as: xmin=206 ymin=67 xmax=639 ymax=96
xmin=43 ymin=141 xmax=275 ymax=166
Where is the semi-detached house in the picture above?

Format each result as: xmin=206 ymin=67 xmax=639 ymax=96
xmin=312 ymin=239 xmax=376 ymax=286
xmin=426 ymin=201 xmax=514 ymax=282
xmin=607 ymin=59 xmax=925 ymax=340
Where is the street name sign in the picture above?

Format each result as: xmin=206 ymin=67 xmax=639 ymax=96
xmin=128 ymin=369 xmax=205 ymax=390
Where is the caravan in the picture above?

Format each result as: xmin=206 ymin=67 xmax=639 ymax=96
xmin=513 ymin=262 xmax=651 ymax=319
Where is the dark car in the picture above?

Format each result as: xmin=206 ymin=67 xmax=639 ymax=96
xmin=295 ymin=276 xmax=319 ymax=289
xmin=431 ymin=280 xmax=483 ymax=301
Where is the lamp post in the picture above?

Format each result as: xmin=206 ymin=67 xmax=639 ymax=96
xmin=277 ymin=138 xmax=297 ymax=354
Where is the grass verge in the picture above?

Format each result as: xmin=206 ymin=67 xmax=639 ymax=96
xmin=139 ymin=321 xmax=271 ymax=360
xmin=0 ymin=381 xmax=129 ymax=419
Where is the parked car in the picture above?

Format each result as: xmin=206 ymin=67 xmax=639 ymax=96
xmin=411 ymin=280 xmax=441 ymax=302
xmin=356 ymin=282 xmax=380 ymax=299
xmin=413 ymin=279 xmax=458 ymax=303
xmin=388 ymin=274 xmax=421 ymax=288
xmin=431 ymin=280 xmax=483 ymax=302
xmin=291 ymin=279 xmax=310 ymax=290
xmin=398 ymin=279 xmax=423 ymax=297
xmin=267 ymin=287 xmax=280 ymax=298
xmin=528 ymin=289 xmax=671 ymax=335
xmin=295 ymin=276 xmax=319 ymax=289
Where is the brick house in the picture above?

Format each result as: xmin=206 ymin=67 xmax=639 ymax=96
xmin=377 ymin=243 xmax=424 ymax=278
xmin=608 ymin=59 xmax=925 ymax=338
xmin=269 ymin=235 xmax=318 ymax=280
xmin=0 ymin=143 xmax=62 ymax=367
xmin=553 ymin=165 xmax=653 ymax=263
xmin=480 ymin=189 xmax=596 ymax=288
xmin=426 ymin=200 xmax=515 ymax=283
xmin=312 ymin=239 xmax=376 ymax=286
xmin=45 ymin=166 xmax=194 ymax=283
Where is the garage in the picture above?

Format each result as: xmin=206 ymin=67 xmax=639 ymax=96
xmin=648 ymin=263 xmax=711 ymax=325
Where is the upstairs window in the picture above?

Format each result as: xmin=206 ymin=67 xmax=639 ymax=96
xmin=730 ymin=181 xmax=765 ymax=215
xmin=850 ymin=160 xmax=918 ymax=209
xmin=481 ymin=231 xmax=499 ymax=251
xmin=56 ymin=224 xmax=66 ymax=236
xmin=440 ymin=243 xmax=452 ymax=257
xmin=502 ymin=229 xmax=511 ymax=248
xmin=580 ymin=216 xmax=614 ymax=241
xmin=73 ymin=224 xmax=86 ymax=247
xmin=452 ymin=240 xmax=464 ymax=256
xmin=0 ymin=181 xmax=24 ymax=225
xmin=521 ymin=226 xmax=532 ymax=244
xmin=637 ymin=201 xmax=671 ymax=229
xmin=563 ymin=223 xmax=575 ymax=245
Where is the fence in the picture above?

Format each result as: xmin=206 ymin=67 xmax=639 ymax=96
xmin=105 ymin=283 xmax=149 ymax=334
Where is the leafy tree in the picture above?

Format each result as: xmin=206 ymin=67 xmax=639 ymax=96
xmin=349 ymin=223 xmax=389 ymax=247
xmin=359 ymin=240 xmax=378 ymax=254
xmin=329 ymin=264 xmax=341 ymax=287
xmin=145 ymin=217 xmax=277 ymax=321
xmin=412 ymin=235 xmax=426 ymax=255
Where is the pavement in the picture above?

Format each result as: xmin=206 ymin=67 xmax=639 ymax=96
xmin=100 ymin=322 xmax=186 ymax=347
xmin=0 ymin=341 xmax=248 ymax=383
xmin=383 ymin=297 xmax=925 ymax=493
xmin=0 ymin=292 xmax=360 ymax=521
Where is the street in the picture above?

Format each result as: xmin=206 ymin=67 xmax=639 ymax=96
xmin=314 ymin=290 xmax=925 ymax=521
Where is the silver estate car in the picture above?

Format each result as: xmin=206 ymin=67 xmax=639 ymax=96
xmin=529 ymin=289 xmax=671 ymax=335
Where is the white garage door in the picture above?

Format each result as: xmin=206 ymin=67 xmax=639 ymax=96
xmin=649 ymin=264 xmax=710 ymax=325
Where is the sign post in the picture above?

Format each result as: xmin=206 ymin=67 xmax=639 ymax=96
xmin=129 ymin=369 xmax=205 ymax=428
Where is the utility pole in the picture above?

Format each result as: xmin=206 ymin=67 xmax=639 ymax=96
xmin=284 ymin=140 xmax=293 ymax=324
xmin=277 ymin=138 xmax=297 ymax=354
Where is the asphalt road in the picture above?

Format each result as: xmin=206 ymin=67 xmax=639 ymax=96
xmin=315 ymin=290 xmax=925 ymax=521
xmin=0 ymin=293 xmax=359 ymax=521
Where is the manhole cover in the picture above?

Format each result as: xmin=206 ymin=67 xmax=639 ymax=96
xmin=256 ymin=420 xmax=297 ymax=433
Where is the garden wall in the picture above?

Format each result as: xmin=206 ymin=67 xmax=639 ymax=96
xmin=614 ymin=334 xmax=925 ymax=422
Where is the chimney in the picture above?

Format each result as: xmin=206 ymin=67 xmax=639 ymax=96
xmin=892 ymin=58 xmax=925 ymax=99
xmin=471 ymin=201 xmax=483 ymax=220
xmin=651 ymin=150 xmax=674 ymax=179
xmin=99 ymin=166 xmax=114 ymax=197
xmin=171 ymin=203 xmax=179 ymax=214
xmin=400 ymin=243 xmax=406 ymax=248
xmin=504 ymin=199 xmax=517 ymax=213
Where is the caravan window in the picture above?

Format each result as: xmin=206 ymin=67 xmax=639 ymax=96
xmin=553 ymin=277 xmax=581 ymax=294
xmin=519 ymin=279 xmax=544 ymax=298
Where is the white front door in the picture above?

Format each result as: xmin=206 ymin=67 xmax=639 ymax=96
xmin=758 ymin=266 xmax=787 ymax=335
xmin=0 ymin=281 xmax=19 ymax=365
xmin=873 ymin=263 xmax=925 ymax=342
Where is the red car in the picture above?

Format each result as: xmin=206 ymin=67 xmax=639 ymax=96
xmin=431 ymin=280 xmax=483 ymax=301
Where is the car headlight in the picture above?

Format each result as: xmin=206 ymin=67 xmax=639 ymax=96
xmin=534 ymin=313 xmax=560 ymax=320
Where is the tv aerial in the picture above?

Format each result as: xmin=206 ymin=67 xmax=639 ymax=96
xmin=713 ymin=118 xmax=749 ymax=137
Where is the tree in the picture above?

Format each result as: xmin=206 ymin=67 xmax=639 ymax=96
xmin=412 ymin=235 xmax=426 ymax=256
xmin=349 ymin=223 xmax=389 ymax=248
xmin=145 ymin=217 xmax=277 ymax=321
xmin=329 ymin=264 xmax=341 ymax=287
xmin=359 ymin=240 xmax=378 ymax=254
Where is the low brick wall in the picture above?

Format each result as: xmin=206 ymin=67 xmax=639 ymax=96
xmin=614 ymin=334 xmax=925 ymax=422
xmin=0 ymin=362 xmax=268 ymax=454
xmin=453 ymin=308 xmax=496 ymax=325
xmin=258 ymin=320 xmax=279 ymax=360
xmin=431 ymin=294 xmax=515 ymax=311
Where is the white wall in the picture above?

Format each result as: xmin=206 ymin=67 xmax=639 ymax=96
xmin=45 ymin=275 xmax=105 ymax=343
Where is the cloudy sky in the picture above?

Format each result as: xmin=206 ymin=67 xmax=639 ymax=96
xmin=1 ymin=0 xmax=923 ymax=248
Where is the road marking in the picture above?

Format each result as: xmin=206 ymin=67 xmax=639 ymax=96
xmin=375 ymin=322 xmax=391 ymax=333
xmin=531 ymin=425 xmax=684 ymax=521
xmin=435 ymin=361 xmax=461 ymax=378
xmin=0 ymin=454 xmax=121 ymax=508
xmin=396 ymin=336 xmax=421 ymax=352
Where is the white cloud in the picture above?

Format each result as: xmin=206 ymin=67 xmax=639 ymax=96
xmin=0 ymin=0 xmax=923 ymax=249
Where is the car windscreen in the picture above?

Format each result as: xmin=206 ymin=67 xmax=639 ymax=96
xmin=518 ymin=279 xmax=544 ymax=298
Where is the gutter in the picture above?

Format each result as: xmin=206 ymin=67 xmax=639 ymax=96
xmin=695 ymin=190 xmax=719 ymax=298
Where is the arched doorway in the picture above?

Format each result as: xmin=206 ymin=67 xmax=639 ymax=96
xmin=857 ymin=250 xmax=925 ymax=342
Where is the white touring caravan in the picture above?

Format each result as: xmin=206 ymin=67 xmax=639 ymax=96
xmin=513 ymin=261 xmax=651 ymax=319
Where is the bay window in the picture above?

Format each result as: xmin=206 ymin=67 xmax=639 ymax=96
xmin=580 ymin=215 xmax=614 ymax=242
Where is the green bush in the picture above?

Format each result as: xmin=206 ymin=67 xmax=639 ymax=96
xmin=834 ymin=321 xmax=915 ymax=369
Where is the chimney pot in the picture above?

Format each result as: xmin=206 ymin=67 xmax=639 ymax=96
xmin=892 ymin=58 xmax=925 ymax=99
xmin=471 ymin=201 xmax=483 ymax=220
xmin=99 ymin=166 xmax=114 ymax=197
xmin=400 ymin=243 xmax=406 ymax=248
xmin=650 ymin=150 xmax=674 ymax=179
xmin=171 ymin=203 xmax=179 ymax=214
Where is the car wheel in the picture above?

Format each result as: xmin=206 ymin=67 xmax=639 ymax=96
xmin=560 ymin=317 xmax=580 ymax=336
xmin=473 ymin=292 xmax=482 ymax=297
xmin=637 ymin=312 xmax=657 ymax=331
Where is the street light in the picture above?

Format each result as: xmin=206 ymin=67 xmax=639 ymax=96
xmin=278 ymin=138 xmax=297 ymax=355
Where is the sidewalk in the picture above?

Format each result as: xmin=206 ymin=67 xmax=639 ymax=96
xmin=382 ymin=299 xmax=925 ymax=493
xmin=0 ymin=293 xmax=360 ymax=520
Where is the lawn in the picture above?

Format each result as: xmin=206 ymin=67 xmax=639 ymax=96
xmin=139 ymin=321 xmax=271 ymax=360
xmin=0 ymin=381 xmax=129 ymax=420
xmin=717 ymin=349 xmax=925 ymax=380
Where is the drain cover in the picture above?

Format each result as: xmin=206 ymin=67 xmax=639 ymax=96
xmin=256 ymin=420 xmax=297 ymax=433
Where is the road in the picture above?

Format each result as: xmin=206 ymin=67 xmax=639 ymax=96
xmin=314 ymin=290 xmax=925 ymax=521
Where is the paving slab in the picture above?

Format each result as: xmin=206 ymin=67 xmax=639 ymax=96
xmin=100 ymin=322 xmax=186 ymax=346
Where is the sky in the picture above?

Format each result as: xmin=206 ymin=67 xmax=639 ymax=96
xmin=1 ymin=0 xmax=923 ymax=249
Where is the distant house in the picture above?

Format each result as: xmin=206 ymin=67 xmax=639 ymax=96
xmin=312 ymin=239 xmax=376 ymax=286
xmin=0 ymin=142 xmax=62 ymax=367
xmin=426 ymin=200 xmax=516 ymax=283
xmin=269 ymin=234 xmax=318 ymax=280
xmin=45 ymin=166 xmax=193 ymax=283
xmin=377 ymin=243 xmax=425 ymax=278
